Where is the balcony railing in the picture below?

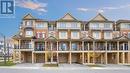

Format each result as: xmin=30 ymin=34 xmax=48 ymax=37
xmin=34 ymin=47 xmax=45 ymax=51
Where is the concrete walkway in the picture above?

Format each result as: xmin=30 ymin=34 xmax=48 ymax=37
xmin=0 ymin=63 xmax=130 ymax=70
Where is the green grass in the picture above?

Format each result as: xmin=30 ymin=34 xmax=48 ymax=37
xmin=87 ymin=64 xmax=104 ymax=67
xmin=43 ymin=64 xmax=58 ymax=67
xmin=0 ymin=61 xmax=16 ymax=66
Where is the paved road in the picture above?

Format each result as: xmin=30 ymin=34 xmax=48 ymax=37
xmin=0 ymin=67 xmax=130 ymax=73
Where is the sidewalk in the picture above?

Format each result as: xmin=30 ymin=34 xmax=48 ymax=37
xmin=0 ymin=63 xmax=130 ymax=70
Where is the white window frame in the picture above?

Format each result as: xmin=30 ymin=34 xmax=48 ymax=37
xmin=71 ymin=31 xmax=79 ymax=39
xmin=59 ymin=31 xmax=67 ymax=39
xmin=25 ymin=30 xmax=33 ymax=37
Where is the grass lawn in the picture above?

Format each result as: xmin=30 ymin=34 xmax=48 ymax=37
xmin=0 ymin=61 xmax=15 ymax=66
xmin=87 ymin=64 xmax=104 ymax=67
xmin=43 ymin=63 xmax=58 ymax=67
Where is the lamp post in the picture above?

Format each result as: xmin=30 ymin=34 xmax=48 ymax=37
xmin=0 ymin=33 xmax=6 ymax=64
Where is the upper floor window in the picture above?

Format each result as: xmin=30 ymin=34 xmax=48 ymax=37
xmin=104 ymin=32 xmax=112 ymax=39
xmin=36 ymin=32 xmax=45 ymax=38
xmin=25 ymin=30 xmax=33 ymax=37
xmin=121 ymin=23 xmax=130 ymax=29
xmin=59 ymin=31 xmax=67 ymax=39
xmin=93 ymin=31 xmax=100 ymax=39
xmin=104 ymin=23 xmax=111 ymax=29
xmin=36 ymin=23 xmax=47 ymax=29
xmin=25 ymin=21 xmax=33 ymax=27
xmin=72 ymin=43 xmax=78 ymax=50
xmin=57 ymin=22 xmax=80 ymax=29
xmin=71 ymin=31 xmax=79 ymax=39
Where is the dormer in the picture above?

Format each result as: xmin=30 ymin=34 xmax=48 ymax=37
xmin=22 ymin=13 xmax=36 ymax=28
xmin=88 ymin=13 xmax=114 ymax=30
xmin=57 ymin=13 xmax=81 ymax=30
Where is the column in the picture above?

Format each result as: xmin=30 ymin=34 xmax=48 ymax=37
xmin=51 ymin=42 xmax=53 ymax=51
xmin=32 ymin=52 xmax=34 ymax=63
xmin=57 ymin=52 xmax=59 ymax=63
xmin=128 ymin=41 xmax=130 ymax=50
xmin=82 ymin=52 xmax=84 ymax=64
xmin=93 ymin=41 xmax=95 ymax=64
xmin=31 ymin=39 xmax=34 ymax=50
xmin=18 ymin=40 xmax=21 ymax=63
xmin=82 ymin=41 xmax=84 ymax=51
xmin=69 ymin=53 xmax=72 ymax=64
xmin=117 ymin=41 xmax=119 ymax=50
xmin=45 ymin=52 xmax=47 ymax=63
xmin=88 ymin=43 xmax=90 ymax=50
xmin=123 ymin=52 xmax=125 ymax=64
xmin=88 ymin=52 xmax=90 ymax=64
xmin=57 ymin=41 xmax=59 ymax=51
xmin=117 ymin=52 xmax=119 ymax=64
xmin=105 ymin=41 xmax=107 ymax=64
xmin=70 ymin=41 xmax=72 ymax=51
xmin=45 ymin=41 xmax=47 ymax=51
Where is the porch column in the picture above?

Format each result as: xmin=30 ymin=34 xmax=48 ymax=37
xmin=31 ymin=39 xmax=34 ymax=50
xmin=57 ymin=52 xmax=59 ymax=63
xmin=69 ymin=52 xmax=72 ymax=64
xmin=88 ymin=52 xmax=90 ymax=64
xmin=82 ymin=52 xmax=84 ymax=64
xmin=45 ymin=52 xmax=47 ymax=63
xmin=128 ymin=41 xmax=130 ymax=50
xmin=117 ymin=41 xmax=119 ymax=50
xmin=45 ymin=41 xmax=47 ymax=51
xmin=88 ymin=43 xmax=90 ymax=50
xmin=32 ymin=52 xmax=34 ymax=63
xmin=123 ymin=42 xmax=125 ymax=64
xmin=18 ymin=40 xmax=21 ymax=63
xmin=57 ymin=41 xmax=59 ymax=51
xmin=70 ymin=41 xmax=72 ymax=51
xmin=105 ymin=41 xmax=107 ymax=64
xmin=117 ymin=52 xmax=119 ymax=64
xmin=117 ymin=41 xmax=119 ymax=64
xmin=123 ymin=52 xmax=125 ymax=64
xmin=82 ymin=41 xmax=84 ymax=51
xmin=93 ymin=41 xmax=95 ymax=64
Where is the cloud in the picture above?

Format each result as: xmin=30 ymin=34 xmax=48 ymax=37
xmin=97 ymin=9 xmax=104 ymax=13
xmin=16 ymin=0 xmax=47 ymax=14
xmin=77 ymin=8 xmax=88 ymax=12
xmin=77 ymin=4 xmax=130 ymax=13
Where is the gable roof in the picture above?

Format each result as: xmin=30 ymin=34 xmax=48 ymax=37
xmin=58 ymin=13 xmax=78 ymax=21
xmin=90 ymin=13 xmax=108 ymax=22
xmin=22 ymin=13 xmax=36 ymax=20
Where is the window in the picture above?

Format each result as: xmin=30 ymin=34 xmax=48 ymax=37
xmin=25 ymin=30 xmax=33 ymax=37
xmin=37 ymin=32 xmax=45 ymax=38
xmin=71 ymin=31 xmax=79 ymax=39
xmin=36 ymin=24 xmax=44 ymax=29
xmin=26 ymin=21 xmax=33 ymax=27
xmin=93 ymin=32 xmax=100 ymax=39
xmin=72 ymin=43 xmax=78 ymax=50
xmin=71 ymin=23 xmax=78 ymax=28
xmin=104 ymin=23 xmax=111 ymax=29
xmin=58 ymin=23 xmax=66 ymax=29
xmin=59 ymin=31 xmax=67 ymax=39
xmin=104 ymin=32 xmax=112 ymax=39
xmin=91 ymin=23 xmax=99 ymax=29
xmin=128 ymin=32 xmax=130 ymax=38
xmin=60 ymin=43 xmax=67 ymax=51
xmin=121 ymin=24 xmax=130 ymax=29
xmin=36 ymin=23 xmax=47 ymax=29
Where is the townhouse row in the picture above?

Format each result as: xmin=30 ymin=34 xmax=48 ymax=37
xmin=12 ymin=13 xmax=130 ymax=64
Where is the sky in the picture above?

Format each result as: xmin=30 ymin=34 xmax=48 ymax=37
xmin=1 ymin=0 xmax=130 ymax=37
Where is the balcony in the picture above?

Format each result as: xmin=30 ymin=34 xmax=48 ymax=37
xmin=35 ymin=47 xmax=45 ymax=51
